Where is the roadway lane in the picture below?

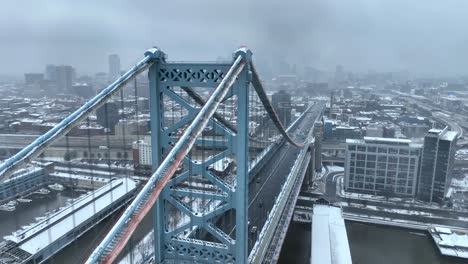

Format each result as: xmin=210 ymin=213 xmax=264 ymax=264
xmin=221 ymin=103 xmax=324 ymax=249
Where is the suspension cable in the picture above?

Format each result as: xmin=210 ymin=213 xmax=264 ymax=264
xmin=0 ymin=48 xmax=160 ymax=182
xmin=249 ymin=62 xmax=305 ymax=148
xmin=85 ymin=52 xmax=247 ymax=264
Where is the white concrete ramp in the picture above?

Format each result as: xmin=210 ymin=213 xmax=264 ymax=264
xmin=311 ymin=203 xmax=352 ymax=264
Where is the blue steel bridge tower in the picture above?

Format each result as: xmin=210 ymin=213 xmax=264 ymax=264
xmin=0 ymin=45 xmax=304 ymax=263
xmin=149 ymin=49 xmax=252 ymax=263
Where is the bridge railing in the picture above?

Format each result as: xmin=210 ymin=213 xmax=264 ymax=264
xmin=249 ymin=104 xmax=322 ymax=263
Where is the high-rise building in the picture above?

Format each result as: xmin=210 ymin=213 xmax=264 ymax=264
xmin=56 ymin=65 xmax=75 ymax=92
xmin=417 ymin=127 xmax=458 ymax=204
xmin=345 ymin=137 xmax=422 ymax=197
xmin=271 ymin=90 xmax=291 ymax=127
xmin=108 ymin=54 xmax=121 ymax=82
xmin=132 ymin=136 xmax=152 ymax=167
xmin=96 ymin=102 xmax=119 ymax=132
xmin=45 ymin=64 xmax=57 ymax=81
xmin=71 ymin=83 xmax=94 ymax=98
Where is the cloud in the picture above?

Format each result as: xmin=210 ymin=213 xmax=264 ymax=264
xmin=1 ymin=0 xmax=468 ymax=76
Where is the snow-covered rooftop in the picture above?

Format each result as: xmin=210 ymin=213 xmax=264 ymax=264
xmin=49 ymin=171 xmax=111 ymax=183
xmin=430 ymin=227 xmax=468 ymax=259
xmin=364 ymin=136 xmax=411 ymax=144
xmin=440 ymin=131 xmax=458 ymax=141
xmin=7 ymin=166 xmax=43 ymax=182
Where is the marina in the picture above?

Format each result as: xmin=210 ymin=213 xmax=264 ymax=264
xmin=0 ymin=178 xmax=138 ymax=264
xmin=429 ymin=226 xmax=468 ymax=259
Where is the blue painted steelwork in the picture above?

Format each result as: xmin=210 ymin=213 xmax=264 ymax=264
xmin=86 ymin=50 xmax=247 ymax=264
xmin=0 ymin=45 xmax=306 ymax=263
xmin=235 ymin=49 xmax=251 ymax=263
xmin=0 ymin=48 xmax=161 ymax=182
xmin=150 ymin=49 xmax=251 ymax=263
xmin=84 ymin=47 xmax=309 ymax=263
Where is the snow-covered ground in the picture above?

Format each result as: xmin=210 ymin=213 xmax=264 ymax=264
xmin=451 ymin=175 xmax=468 ymax=190
xmin=54 ymin=166 xmax=115 ymax=176
xmin=337 ymin=175 xmax=456 ymax=209
xmin=341 ymin=201 xmax=437 ymax=217
xmin=313 ymin=167 xmax=326 ymax=181
xmin=326 ymin=165 xmax=344 ymax=173
xmin=455 ymin=149 xmax=468 ymax=160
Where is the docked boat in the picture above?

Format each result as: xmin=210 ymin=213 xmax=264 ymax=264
xmin=0 ymin=203 xmax=16 ymax=212
xmin=35 ymin=188 xmax=50 ymax=195
xmin=48 ymin=183 xmax=65 ymax=191
xmin=17 ymin=198 xmax=32 ymax=203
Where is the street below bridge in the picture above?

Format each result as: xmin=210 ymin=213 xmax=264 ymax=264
xmin=298 ymin=167 xmax=468 ymax=230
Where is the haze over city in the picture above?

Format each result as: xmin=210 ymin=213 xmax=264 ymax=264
xmin=1 ymin=0 xmax=468 ymax=77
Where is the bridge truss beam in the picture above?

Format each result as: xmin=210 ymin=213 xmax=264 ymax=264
xmin=151 ymin=49 xmax=252 ymax=263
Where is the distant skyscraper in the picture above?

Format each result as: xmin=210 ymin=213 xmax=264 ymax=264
xmin=271 ymin=90 xmax=292 ymax=126
xmin=45 ymin=65 xmax=57 ymax=81
xmin=24 ymin=73 xmax=44 ymax=85
xmin=56 ymin=65 xmax=75 ymax=92
xmin=108 ymin=54 xmax=121 ymax=82
xmin=334 ymin=64 xmax=345 ymax=88
xmin=417 ymin=127 xmax=458 ymax=204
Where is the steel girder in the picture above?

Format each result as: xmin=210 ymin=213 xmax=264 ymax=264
xmin=150 ymin=50 xmax=252 ymax=263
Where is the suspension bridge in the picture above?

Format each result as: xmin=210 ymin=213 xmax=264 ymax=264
xmin=0 ymin=47 xmax=325 ymax=264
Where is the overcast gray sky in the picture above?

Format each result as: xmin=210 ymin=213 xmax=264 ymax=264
xmin=1 ymin=0 xmax=468 ymax=76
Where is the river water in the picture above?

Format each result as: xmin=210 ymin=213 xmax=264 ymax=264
xmin=0 ymin=190 xmax=80 ymax=239
xmin=2 ymin=191 xmax=467 ymax=264
xmin=279 ymin=221 xmax=467 ymax=264
xmin=0 ymin=188 xmax=152 ymax=264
